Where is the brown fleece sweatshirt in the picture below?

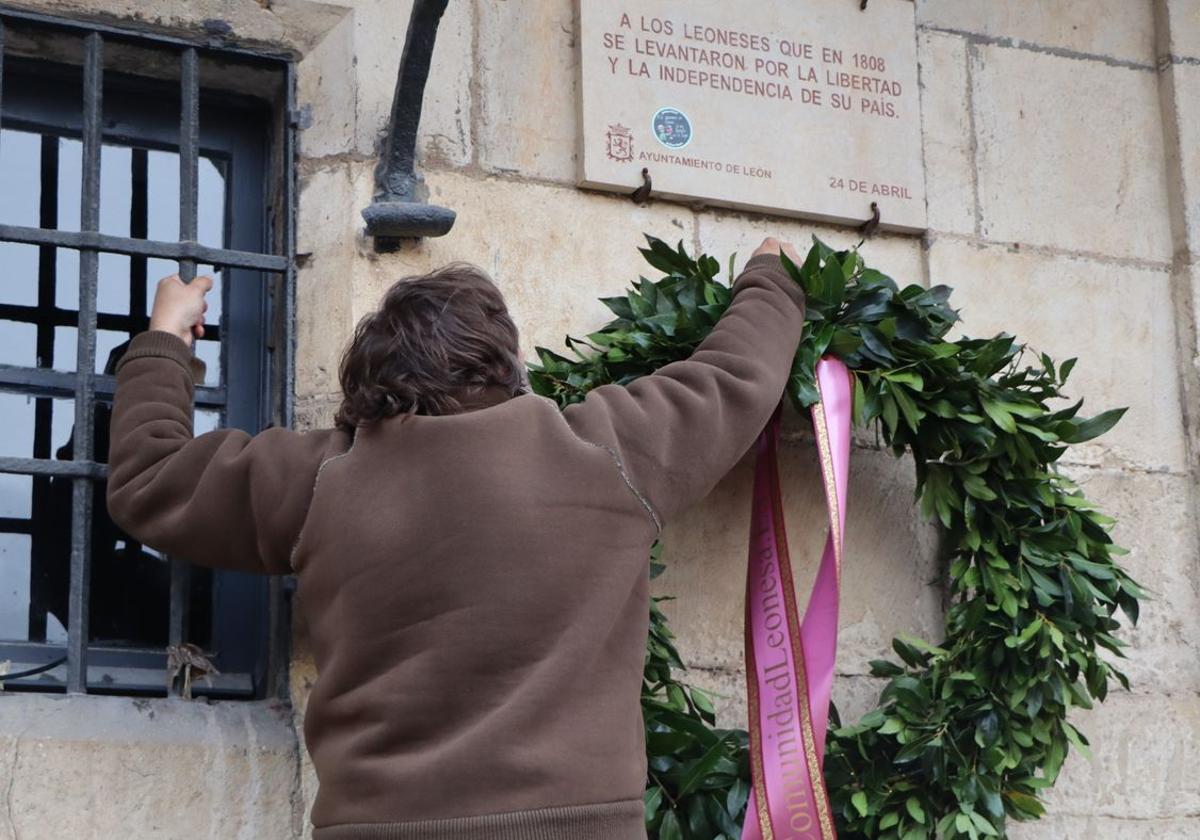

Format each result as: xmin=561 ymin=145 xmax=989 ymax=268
xmin=106 ymin=252 xmax=806 ymax=840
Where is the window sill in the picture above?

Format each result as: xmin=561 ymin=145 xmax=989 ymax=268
xmin=0 ymin=692 xmax=302 ymax=836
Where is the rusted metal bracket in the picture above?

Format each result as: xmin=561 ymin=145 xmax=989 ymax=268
xmin=361 ymin=0 xmax=456 ymax=243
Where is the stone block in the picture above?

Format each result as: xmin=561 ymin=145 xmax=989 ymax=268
xmin=918 ymin=30 xmax=976 ymax=236
xmin=928 ymin=239 xmax=1187 ymax=473
xmin=350 ymin=0 xmax=474 ymax=166
xmin=0 ymin=693 xmax=299 ymax=839
xmin=970 ymin=45 xmax=1172 ymax=262
xmin=670 ymin=666 xmax=746 ymax=732
xmin=1159 ymin=63 xmax=1200 ymax=259
xmin=295 ymin=162 xmax=360 ymax=397
xmin=475 ymin=0 xmax=578 ymax=182
xmin=1062 ymin=467 xmax=1200 ymax=694
xmin=918 ymin=0 xmax=1157 ymax=67
xmin=651 ymin=443 xmax=944 ymax=676
xmin=349 ymin=167 xmax=697 ymax=362
xmin=3 ymin=0 xmax=352 ymax=54
xmin=1039 ymin=692 xmax=1200 ymax=819
xmin=1159 ymin=0 xmax=1200 ymax=62
xmin=295 ymin=7 xmax=357 ymax=159
xmin=1012 ymin=815 xmax=1200 ymax=840
xmin=290 ymin=591 xmax=321 ymax=839
xmin=696 ymin=209 xmax=928 ymax=289
xmin=829 ymin=673 xmax=891 ymax=731
xmin=294 ymin=395 xmax=341 ymax=431
xmin=1181 ymin=260 xmax=1200 ymax=397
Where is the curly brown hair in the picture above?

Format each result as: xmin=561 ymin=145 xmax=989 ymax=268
xmin=334 ymin=262 xmax=527 ymax=431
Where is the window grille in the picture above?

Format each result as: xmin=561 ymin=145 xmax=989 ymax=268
xmin=0 ymin=7 xmax=296 ymax=699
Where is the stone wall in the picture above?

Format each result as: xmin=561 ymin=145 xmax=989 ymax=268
xmin=0 ymin=1 xmax=1197 ymax=838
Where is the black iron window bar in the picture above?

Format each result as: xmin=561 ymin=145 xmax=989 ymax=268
xmin=0 ymin=8 xmax=295 ymax=698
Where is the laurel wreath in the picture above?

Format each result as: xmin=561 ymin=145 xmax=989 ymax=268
xmin=525 ymin=235 xmax=1146 ymax=840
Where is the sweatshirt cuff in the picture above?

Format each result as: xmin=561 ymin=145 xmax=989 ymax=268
xmin=733 ymin=252 xmax=807 ymax=315
xmin=115 ymin=330 xmax=207 ymax=386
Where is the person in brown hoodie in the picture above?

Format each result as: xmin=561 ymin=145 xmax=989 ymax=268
xmin=106 ymin=236 xmax=807 ymax=840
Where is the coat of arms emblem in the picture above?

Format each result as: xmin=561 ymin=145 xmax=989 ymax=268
xmin=605 ymin=123 xmax=633 ymax=162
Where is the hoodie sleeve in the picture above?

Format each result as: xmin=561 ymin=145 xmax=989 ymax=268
xmin=561 ymin=252 xmax=807 ymax=530
xmin=105 ymin=329 xmax=345 ymax=575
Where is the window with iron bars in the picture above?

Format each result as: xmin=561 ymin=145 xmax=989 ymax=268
xmin=0 ymin=8 xmax=296 ymax=699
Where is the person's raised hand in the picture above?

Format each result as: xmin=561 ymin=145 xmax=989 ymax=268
xmin=751 ymin=236 xmax=802 ymax=265
xmin=149 ymin=274 xmax=213 ymax=347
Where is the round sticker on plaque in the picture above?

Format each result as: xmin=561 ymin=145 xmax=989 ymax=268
xmin=652 ymin=107 xmax=692 ymax=149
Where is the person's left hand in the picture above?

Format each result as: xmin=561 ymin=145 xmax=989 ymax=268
xmin=149 ymin=274 xmax=212 ymax=347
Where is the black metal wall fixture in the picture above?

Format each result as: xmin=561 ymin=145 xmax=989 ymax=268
xmin=361 ymin=0 xmax=456 ymax=243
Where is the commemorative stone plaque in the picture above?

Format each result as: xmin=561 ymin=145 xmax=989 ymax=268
xmin=577 ymin=0 xmax=927 ymax=232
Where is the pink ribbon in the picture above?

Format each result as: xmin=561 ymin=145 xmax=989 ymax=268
xmin=742 ymin=357 xmax=852 ymax=840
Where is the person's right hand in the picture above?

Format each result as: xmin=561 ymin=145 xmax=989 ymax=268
xmin=149 ymin=274 xmax=213 ymax=348
xmin=751 ymin=236 xmax=802 ymax=264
